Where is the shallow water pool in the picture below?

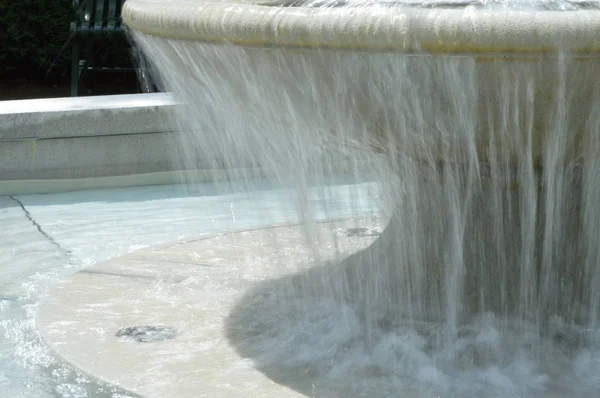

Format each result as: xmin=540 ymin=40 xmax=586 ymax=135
xmin=0 ymin=178 xmax=380 ymax=397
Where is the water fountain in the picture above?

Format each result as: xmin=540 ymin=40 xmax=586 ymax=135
xmin=37 ymin=0 xmax=600 ymax=396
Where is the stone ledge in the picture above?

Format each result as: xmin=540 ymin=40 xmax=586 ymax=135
xmin=0 ymin=94 xmax=184 ymax=186
xmin=36 ymin=219 xmax=383 ymax=398
xmin=123 ymin=0 xmax=600 ymax=54
xmin=0 ymin=93 xmax=176 ymax=141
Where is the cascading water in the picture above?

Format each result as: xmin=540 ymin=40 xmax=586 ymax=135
xmin=127 ymin=0 xmax=600 ymax=396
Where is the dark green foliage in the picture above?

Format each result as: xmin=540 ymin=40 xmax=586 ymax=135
xmin=0 ymin=0 xmax=73 ymax=79
xmin=0 ymin=0 xmax=132 ymax=81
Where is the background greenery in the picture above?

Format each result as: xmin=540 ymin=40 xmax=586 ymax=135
xmin=0 ymin=0 xmax=137 ymax=99
xmin=0 ymin=0 xmax=74 ymax=79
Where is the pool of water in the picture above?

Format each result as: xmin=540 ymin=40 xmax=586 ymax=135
xmin=0 ymin=177 xmax=381 ymax=397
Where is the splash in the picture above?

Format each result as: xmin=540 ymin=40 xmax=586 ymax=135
xmin=130 ymin=8 xmax=600 ymax=395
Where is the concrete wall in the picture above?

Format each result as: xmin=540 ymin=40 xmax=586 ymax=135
xmin=0 ymin=93 xmax=179 ymax=182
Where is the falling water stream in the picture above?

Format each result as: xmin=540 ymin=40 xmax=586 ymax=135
xmin=131 ymin=1 xmax=600 ymax=396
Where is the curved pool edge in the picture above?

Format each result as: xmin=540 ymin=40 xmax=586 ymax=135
xmin=35 ymin=218 xmax=384 ymax=397
xmin=35 ymin=318 xmax=143 ymax=398
xmin=123 ymin=0 xmax=600 ymax=54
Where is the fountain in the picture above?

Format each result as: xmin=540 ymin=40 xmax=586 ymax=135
xmin=36 ymin=0 xmax=600 ymax=396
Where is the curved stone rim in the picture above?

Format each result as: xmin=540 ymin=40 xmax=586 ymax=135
xmin=123 ymin=0 xmax=600 ymax=54
xmin=36 ymin=218 xmax=383 ymax=397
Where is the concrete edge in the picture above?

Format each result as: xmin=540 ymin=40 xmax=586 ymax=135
xmin=32 ymin=222 xmax=302 ymax=398
xmin=32 ymin=225 xmax=291 ymax=398
xmin=0 ymin=93 xmax=177 ymax=141
xmin=0 ymin=168 xmax=264 ymax=196
xmin=155 ymin=215 xmax=366 ymax=251
xmin=35 ymin=217 xmax=383 ymax=397
xmin=123 ymin=0 xmax=600 ymax=54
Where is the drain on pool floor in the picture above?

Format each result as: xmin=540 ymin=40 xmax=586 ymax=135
xmin=335 ymin=227 xmax=381 ymax=237
xmin=115 ymin=325 xmax=178 ymax=343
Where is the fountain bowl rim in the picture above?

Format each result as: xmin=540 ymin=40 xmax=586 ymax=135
xmin=122 ymin=0 xmax=600 ymax=54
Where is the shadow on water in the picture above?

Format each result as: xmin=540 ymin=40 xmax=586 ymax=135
xmin=224 ymin=178 xmax=600 ymax=398
xmin=224 ymin=240 xmax=457 ymax=397
xmin=224 ymin=255 xmax=365 ymax=397
xmin=224 ymin=211 xmax=458 ymax=397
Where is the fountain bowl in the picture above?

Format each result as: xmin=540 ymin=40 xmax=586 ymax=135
xmin=111 ymin=1 xmax=600 ymax=396
xmin=124 ymin=0 xmax=600 ymax=162
xmin=122 ymin=0 xmax=600 ymax=54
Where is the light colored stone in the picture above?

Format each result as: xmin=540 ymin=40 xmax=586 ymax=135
xmin=0 ymin=131 xmax=177 ymax=180
xmin=0 ymin=93 xmax=182 ymax=184
xmin=123 ymin=1 xmax=600 ymax=163
xmin=0 ymin=93 xmax=175 ymax=141
xmin=37 ymin=219 xmax=383 ymax=398
xmin=123 ymin=0 xmax=600 ymax=54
